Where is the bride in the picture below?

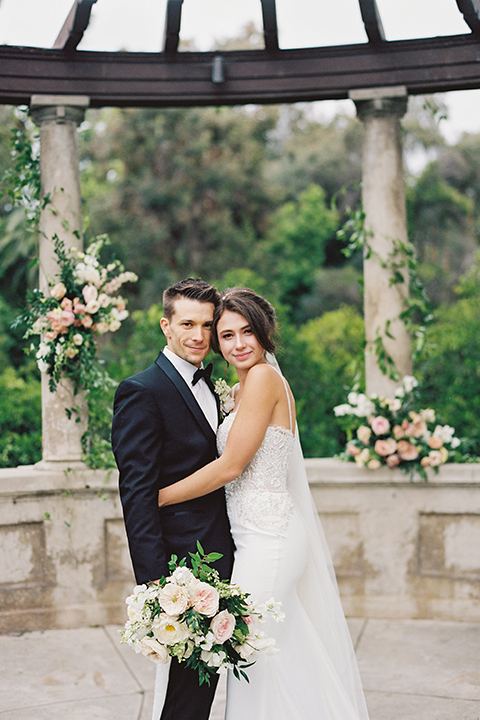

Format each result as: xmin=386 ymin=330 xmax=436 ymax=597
xmin=157 ymin=287 xmax=370 ymax=720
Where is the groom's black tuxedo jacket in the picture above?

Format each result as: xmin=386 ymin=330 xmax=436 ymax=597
xmin=112 ymin=351 xmax=233 ymax=585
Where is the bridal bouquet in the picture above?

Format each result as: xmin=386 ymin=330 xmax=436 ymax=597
xmin=334 ymin=375 xmax=465 ymax=481
xmin=120 ymin=543 xmax=283 ymax=685
xmin=15 ymin=234 xmax=137 ymax=392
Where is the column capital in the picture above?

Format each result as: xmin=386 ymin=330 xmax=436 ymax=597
xmin=29 ymin=95 xmax=89 ymax=126
xmin=349 ymin=87 xmax=408 ymax=121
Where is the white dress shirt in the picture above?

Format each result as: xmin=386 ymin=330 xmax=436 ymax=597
xmin=163 ymin=347 xmax=218 ymax=432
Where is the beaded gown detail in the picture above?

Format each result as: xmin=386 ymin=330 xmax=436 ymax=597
xmin=216 ymin=384 xmax=370 ymax=720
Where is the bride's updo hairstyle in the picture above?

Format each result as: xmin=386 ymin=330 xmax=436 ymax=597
xmin=212 ymin=287 xmax=276 ymax=356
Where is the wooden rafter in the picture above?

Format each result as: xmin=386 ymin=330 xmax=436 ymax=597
xmin=456 ymin=0 xmax=480 ymax=33
xmin=1 ymin=35 xmax=475 ymax=109
xmin=163 ymin=0 xmax=184 ymax=55
xmin=261 ymin=0 xmax=279 ymax=52
xmin=53 ymin=0 xmax=98 ymax=52
xmin=358 ymin=0 xmax=385 ymax=43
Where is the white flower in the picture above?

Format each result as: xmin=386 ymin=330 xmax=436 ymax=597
xmin=109 ymin=320 xmax=121 ymax=332
xmin=75 ymin=263 xmax=101 ymax=286
xmin=139 ymin=636 xmax=169 ymax=664
xmin=112 ymin=306 xmax=129 ymax=322
xmin=152 ymin=614 xmax=190 ymax=645
xmin=402 ymin=375 xmax=418 ymax=393
xmin=432 ymin=424 xmax=455 ymax=444
xmin=333 ymin=403 xmax=353 ymax=417
xmin=51 ymin=282 xmax=66 ymax=300
xmin=158 ymin=583 xmax=189 ymax=616
xmin=355 ymin=395 xmax=375 ymax=417
xmin=98 ymin=293 xmax=111 ymax=308
xmin=171 ymin=566 xmax=194 ymax=586
xmin=85 ymin=299 xmax=101 ymax=314
xmin=72 ymin=334 xmax=83 ymax=346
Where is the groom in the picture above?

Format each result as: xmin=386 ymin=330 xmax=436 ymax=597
xmin=112 ymin=277 xmax=234 ymax=720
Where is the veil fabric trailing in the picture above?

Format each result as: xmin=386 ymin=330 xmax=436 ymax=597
xmin=266 ymin=352 xmax=370 ymax=719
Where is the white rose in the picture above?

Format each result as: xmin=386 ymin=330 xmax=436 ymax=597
xmin=158 ymin=583 xmax=189 ymax=616
xmin=72 ymin=334 xmax=83 ymax=346
xmin=139 ymin=636 xmax=169 ymax=664
xmin=51 ymin=282 xmax=66 ymax=300
xmin=85 ymin=299 xmax=101 ymax=314
xmin=98 ymin=293 xmax=111 ymax=308
xmin=109 ymin=320 xmax=121 ymax=332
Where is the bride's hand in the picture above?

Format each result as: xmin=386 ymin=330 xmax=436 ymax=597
xmin=158 ymin=488 xmax=168 ymax=507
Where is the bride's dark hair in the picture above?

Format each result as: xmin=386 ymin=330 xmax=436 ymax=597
xmin=212 ymin=287 xmax=276 ymax=355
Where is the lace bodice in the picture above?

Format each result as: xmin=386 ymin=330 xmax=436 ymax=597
xmin=217 ymin=411 xmax=295 ymax=537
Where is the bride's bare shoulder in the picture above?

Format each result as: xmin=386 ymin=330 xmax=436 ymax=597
xmin=245 ymin=362 xmax=283 ymax=387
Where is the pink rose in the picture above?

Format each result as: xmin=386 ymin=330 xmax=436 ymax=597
xmin=61 ymin=309 xmax=75 ymax=326
xmin=81 ymin=314 xmax=93 ymax=328
xmin=189 ymin=581 xmax=219 ymax=617
xmin=421 ymin=456 xmax=431 ymax=467
xmin=386 ymin=453 xmax=401 ymax=468
xmin=396 ymin=440 xmax=419 ymax=461
xmin=347 ymin=444 xmax=361 ymax=457
xmin=374 ymin=438 xmax=397 ymax=456
xmin=369 ymin=416 xmax=390 ymax=435
xmin=210 ymin=610 xmax=236 ymax=644
xmin=428 ymin=435 xmax=444 ymax=450
xmin=393 ymin=425 xmax=405 ymax=440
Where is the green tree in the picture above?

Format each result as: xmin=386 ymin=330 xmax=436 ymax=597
xmin=256 ymin=184 xmax=339 ymax=314
xmin=416 ymin=254 xmax=480 ymax=454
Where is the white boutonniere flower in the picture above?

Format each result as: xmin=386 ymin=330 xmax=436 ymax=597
xmin=214 ymin=379 xmax=235 ymax=416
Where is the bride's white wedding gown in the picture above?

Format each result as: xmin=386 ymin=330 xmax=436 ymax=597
xmin=217 ymin=377 xmax=370 ymax=720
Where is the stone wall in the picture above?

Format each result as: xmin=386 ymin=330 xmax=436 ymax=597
xmin=0 ymin=460 xmax=479 ymax=633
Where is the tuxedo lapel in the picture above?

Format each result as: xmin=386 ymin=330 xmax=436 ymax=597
xmin=156 ymin=352 xmax=217 ymax=442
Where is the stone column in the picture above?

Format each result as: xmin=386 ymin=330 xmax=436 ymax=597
xmin=350 ymin=87 xmax=412 ymax=398
xmin=30 ymin=95 xmax=90 ymax=466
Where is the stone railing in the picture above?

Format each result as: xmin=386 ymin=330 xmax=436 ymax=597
xmin=0 ymin=460 xmax=479 ymax=633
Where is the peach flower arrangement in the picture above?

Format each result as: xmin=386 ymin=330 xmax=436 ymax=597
xmin=334 ymin=376 xmax=465 ymax=480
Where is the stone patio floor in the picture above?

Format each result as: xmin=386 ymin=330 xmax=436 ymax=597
xmin=0 ymin=618 xmax=479 ymax=719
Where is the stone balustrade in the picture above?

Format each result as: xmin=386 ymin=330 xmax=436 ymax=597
xmin=0 ymin=460 xmax=479 ymax=633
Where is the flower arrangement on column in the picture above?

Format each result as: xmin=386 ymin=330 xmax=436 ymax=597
xmin=334 ymin=375 xmax=472 ymax=481
xmin=14 ymin=233 xmax=137 ymax=464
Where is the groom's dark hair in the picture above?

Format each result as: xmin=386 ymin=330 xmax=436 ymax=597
xmin=162 ymin=278 xmax=220 ymax=319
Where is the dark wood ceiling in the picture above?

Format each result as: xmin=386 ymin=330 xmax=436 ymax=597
xmin=2 ymin=0 xmax=480 ymax=108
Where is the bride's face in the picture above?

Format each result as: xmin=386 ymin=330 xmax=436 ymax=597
xmin=216 ymin=310 xmax=265 ymax=371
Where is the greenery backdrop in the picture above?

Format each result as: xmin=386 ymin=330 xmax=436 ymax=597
xmin=1 ymin=91 xmax=479 ymax=466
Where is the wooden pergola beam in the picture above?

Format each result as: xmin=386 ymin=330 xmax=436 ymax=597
xmin=456 ymin=0 xmax=480 ymax=33
xmin=358 ymin=0 xmax=385 ymax=44
xmin=53 ymin=0 xmax=98 ymax=52
xmin=0 ymin=34 xmax=473 ymax=109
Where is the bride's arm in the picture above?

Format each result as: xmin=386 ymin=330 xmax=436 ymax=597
xmin=158 ymin=364 xmax=280 ymax=506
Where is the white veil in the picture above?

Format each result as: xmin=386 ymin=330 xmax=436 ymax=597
xmin=266 ymin=353 xmax=370 ymax=720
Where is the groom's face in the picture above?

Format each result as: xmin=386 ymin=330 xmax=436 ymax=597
xmin=160 ymin=297 xmax=214 ymax=367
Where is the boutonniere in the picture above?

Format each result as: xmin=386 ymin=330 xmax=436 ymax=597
xmin=214 ymin=379 xmax=235 ymax=417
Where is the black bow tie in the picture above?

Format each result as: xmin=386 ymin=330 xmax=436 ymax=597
xmin=192 ymin=363 xmax=215 ymax=393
